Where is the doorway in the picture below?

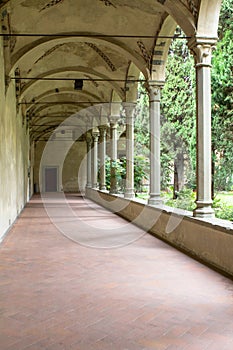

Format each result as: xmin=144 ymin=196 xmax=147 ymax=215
xmin=44 ymin=167 xmax=58 ymax=192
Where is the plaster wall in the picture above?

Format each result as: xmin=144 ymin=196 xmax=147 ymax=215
xmin=63 ymin=141 xmax=87 ymax=192
xmin=0 ymin=38 xmax=29 ymax=240
xmin=34 ymin=140 xmax=87 ymax=193
xmin=86 ymin=189 xmax=233 ymax=277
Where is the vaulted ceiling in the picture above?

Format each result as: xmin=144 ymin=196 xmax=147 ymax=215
xmin=0 ymin=0 xmax=221 ymax=140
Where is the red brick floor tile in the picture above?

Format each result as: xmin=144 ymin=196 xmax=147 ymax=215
xmin=0 ymin=194 xmax=233 ymax=350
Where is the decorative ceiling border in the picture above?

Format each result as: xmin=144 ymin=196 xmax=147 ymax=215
xmin=99 ymin=0 xmax=117 ymax=8
xmin=40 ymin=0 xmax=64 ymax=12
xmin=84 ymin=74 xmax=99 ymax=88
xmin=85 ymin=42 xmax=117 ymax=72
xmin=1 ymin=8 xmax=16 ymax=52
xmin=137 ymin=41 xmax=152 ymax=69
xmin=187 ymin=0 xmax=198 ymax=18
xmin=35 ymin=44 xmax=65 ymax=64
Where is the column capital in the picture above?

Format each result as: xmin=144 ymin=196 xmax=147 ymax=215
xmin=188 ymin=37 xmax=217 ymax=67
xmin=122 ymin=102 xmax=136 ymax=119
xmin=147 ymin=80 xmax=164 ymax=90
xmin=109 ymin=115 xmax=120 ymax=127
xmin=86 ymin=132 xmax=92 ymax=144
xmin=99 ymin=128 xmax=107 ymax=145
xmin=146 ymin=81 xmax=164 ymax=102
xmin=99 ymin=125 xmax=107 ymax=136
xmin=92 ymin=130 xmax=99 ymax=141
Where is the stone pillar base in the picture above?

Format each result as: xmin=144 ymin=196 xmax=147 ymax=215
xmin=100 ymin=185 xmax=107 ymax=191
xmin=110 ymin=189 xmax=118 ymax=194
xmin=124 ymin=189 xmax=135 ymax=199
xmin=193 ymin=202 xmax=215 ymax=218
xmin=148 ymin=195 xmax=163 ymax=206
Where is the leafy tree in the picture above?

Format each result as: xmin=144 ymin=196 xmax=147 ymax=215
xmin=130 ymin=0 xmax=233 ymax=219
xmin=134 ymin=80 xmax=150 ymax=157
xmin=218 ymin=0 xmax=233 ymax=39
xmin=161 ymin=38 xmax=196 ymax=196
xmin=134 ymin=40 xmax=197 ymax=196
xmin=134 ymin=155 xmax=149 ymax=193
xmin=104 ymin=156 xmax=124 ymax=191
xmin=211 ymin=0 xmax=233 ymax=192
xmin=114 ymin=156 xmax=149 ymax=193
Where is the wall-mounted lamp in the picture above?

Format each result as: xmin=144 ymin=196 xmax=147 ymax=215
xmin=74 ymin=79 xmax=83 ymax=90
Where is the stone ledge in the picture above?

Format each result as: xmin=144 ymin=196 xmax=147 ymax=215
xmin=86 ymin=188 xmax=233 ymax=278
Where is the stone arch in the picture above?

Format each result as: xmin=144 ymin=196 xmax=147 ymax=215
xmin=19 ymin=67 xmax=125 ymax=101
xmin=158 ymin=0 xmax=196 ymax=36
xmin=197 ymin=0 xmax=223 ymax=38
xmin=24 ymin=89 xmax=103 ymax=113
xmin=10 ymin=33 xmax=148 ymax=79
xmin=124 ymin=62 xmax=141 ymax=102
xmin=150 ymin=15 xmax=177 ymax=82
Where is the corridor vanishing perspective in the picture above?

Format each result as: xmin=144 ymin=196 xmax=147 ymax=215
xmin=1 ymin=0 xmax=232 ymax=274
xmin=1 ymin=194 xmax=233 ymax=350
xmin=0 ymin=0 xmax=233 ymax=349
xmin=0 ymin=0 xmax=225 ymax=233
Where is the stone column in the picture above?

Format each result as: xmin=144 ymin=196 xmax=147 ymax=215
xmin=109 ymin=117 xmax=119 ymax=194
xmin=92 ymin=131 xmax=99 ymax=189
xmin=147 ymin=82 xmax=163 ymax=205
xmin=99 ymin=126 xmax=107 ymax=191
xmin=122 ymin=102 xmax=136 ymax=199
xmin=85 ymin=133 xmax=92 ymax=189
xmin=189 ymin=39 xmax=216 ymax=218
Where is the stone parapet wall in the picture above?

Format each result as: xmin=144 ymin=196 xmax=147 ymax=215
xmin=86 ymin=188 xmax=233 ymax=278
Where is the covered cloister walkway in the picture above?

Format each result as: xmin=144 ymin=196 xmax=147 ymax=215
xmin=1 ymin=194 xmax=233 ymax=350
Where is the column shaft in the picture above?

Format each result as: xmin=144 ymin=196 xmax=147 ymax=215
xmin=99 ymin=127 xmax=107 ymax=191
xmin=123 ymin=103 xmax=136 ymax=199
xmin=190 ymin=41 xmax=215 ymax=218
xmin=109 ymin=118 xmax=119 ymax=194
xmin=92 ymin=132 xmax=99 ymax=189
xmin=148 ymin=84 xmax=163 ymax=205
xmin=86 ymin=135 xmax=92 ymax=189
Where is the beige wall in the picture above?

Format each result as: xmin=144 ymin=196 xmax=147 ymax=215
xmin=34 ymin=140 xmax=87 ymax=193
xmin=86 ymin=189 xmax=233 ymax=277
xmin=63 ymin=141 xmax=87 ymax=192
xmin=33 ymin=141 xmax=46 ymax=192
xmin=0 ymin=36 xmax=30 ymax=240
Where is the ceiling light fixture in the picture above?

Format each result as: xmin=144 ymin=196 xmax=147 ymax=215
xmin=74 ymin=79 xmax=83 ymax=90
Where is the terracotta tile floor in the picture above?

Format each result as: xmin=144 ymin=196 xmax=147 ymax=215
xmin=0 ymin=194 xmax=233 ymax=350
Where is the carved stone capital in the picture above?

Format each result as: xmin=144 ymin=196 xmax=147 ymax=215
xmin=147 ymin=81 xmax=164 ymax=102
xmin=188 ymin=37 xmax=217 ymax=67
xmin=92 ymin=131 xmax=99 ymax=141
xmin=122 ymin=102 xmax=136 ymax=119
xmin=193 ymin=44 xmax=213 ymax=66
xmin=109 ymin=115 xmax=120 ymax=127
xmin=86 ymin=132 xmax=92 ymax=144
xmin=99 ymin=125 xmax=107 ymax=139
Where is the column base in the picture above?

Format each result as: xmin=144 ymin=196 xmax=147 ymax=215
xmin=100 ymin=185 xmax=107 ymax=191
xmin=124 ymin=189 xmax=135 ymax=199
xmin=148 ymin=194 xmax=163 ymax=206
xmin=109 ymin=188 xmax=118 ymax=194
xmin=86 ymin=183 xmax=92 ymax=189
xmin=193 ymin=202 xmax=215 ymax=218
